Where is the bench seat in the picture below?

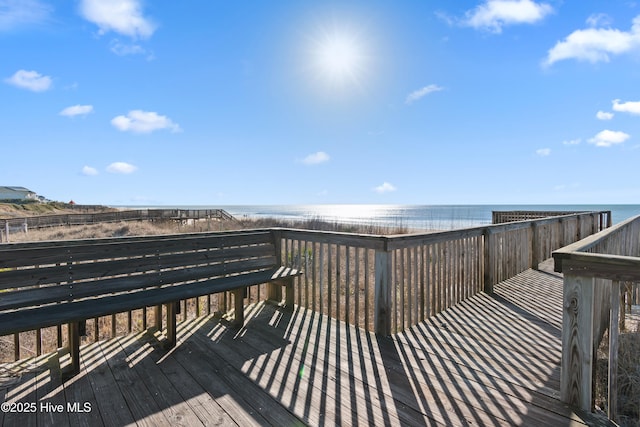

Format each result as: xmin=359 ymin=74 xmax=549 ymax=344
xmin=0 ymin=230 xmax=301 ymax=376
xmin=0 ymin=266 xmax=300 ymax=336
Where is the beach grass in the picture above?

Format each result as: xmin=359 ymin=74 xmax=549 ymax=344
xmin=4 ymin=215 xmax=416 ymax=243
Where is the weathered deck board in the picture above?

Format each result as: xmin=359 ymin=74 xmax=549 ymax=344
xmin=82 ymin=339 xmax=137 ymax=427
xmin=35 ymin=351 xmax=69 ymax=427
xmin=114 ymin=333 xmax=213 ymax=427
xmin=1 ymin=260 xmax=612 ymax=426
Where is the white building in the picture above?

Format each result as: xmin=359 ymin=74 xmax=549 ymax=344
xmin=0 ymin=186 xmax=38 ymax=201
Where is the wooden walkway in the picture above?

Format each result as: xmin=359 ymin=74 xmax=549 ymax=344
xmin=0 ymin=260 xmax=610 ymax=426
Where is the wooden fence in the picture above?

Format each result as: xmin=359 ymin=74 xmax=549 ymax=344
xmin=553 ymin=214 xmax=640 ymax=421
xmin=493 ymin=210 xmax=613 ymax=228
xmin=0 ymin=210 xmax=611 ymax=363
xmin=279 ymin=211 xmax=610 ymax=335
xmin=0 ymin=209 xmax=235 ymax=242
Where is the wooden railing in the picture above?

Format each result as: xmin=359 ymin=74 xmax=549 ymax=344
xmin=278 ymin=210 xmax=610 ymax=335
xmin=553 ymin=214 xmax=640 ymax=421
xmin=1 ymin=208 xmax=236 ymax=241
xmin=493 ymin=210 xmax=612 ymax=227
xmin=0 ymin=210 xmax=611 ymax=364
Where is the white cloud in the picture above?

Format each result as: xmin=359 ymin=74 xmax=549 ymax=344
xmin=536 ymin=148 xmax=551 ymax=156
xmin=81 ymin=166 xmax=99 ymax=176
xmin=79 ymin=0 xmax=156 ymax=39
xmin=60 ymin=104 xmax=94 ymax=117
xmin=106 ymin=162 xmax=137 ymax=174
xmin=544 ymin=15 xmax=640 ymax=66
xmin=612 ymin=99 xmax=640 ymax=115
xmin=0 ymin=0 xmax=52 ymax=31
xmin=4 ymin=69 xmax=52 ymax=92
xmin=110 ymin=39 xmax=144 ymax=55
xmin=588 ymin=129 xmax=630 ymax=147
xmin=301 ymin=151 xmax=330 ymax=165
xmin=374 ymin=182 xmax=397 ymax=194
xmin=562 ymin=138 xmax=581 ymax=145
xmin=586 ymin=13 xmax=613 ymax=28
xmin=463 ymin=0 xmax=553 ymax=33
xmin=405 ymin=84 xmax=444 ymax=104
xmin=111 ymin=110 xmax=181 ymax=133
xmin=596 ymin=111 xmax=614 ymax=120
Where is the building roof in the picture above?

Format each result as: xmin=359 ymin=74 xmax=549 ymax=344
xmin=0 ymin=186 xmax=34 ymax=193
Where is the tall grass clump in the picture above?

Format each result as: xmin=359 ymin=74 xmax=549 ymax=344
xmin=595 ymin=317 xmax=640 ymax=426
xmin=618 ymin=323 xmax=640 ymax=426
xmin=236 ymin=215 xmax=417 ymax=235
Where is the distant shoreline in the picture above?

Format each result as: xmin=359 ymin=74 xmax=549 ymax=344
xmin=115 ymin=204 xmax=640 ymax=229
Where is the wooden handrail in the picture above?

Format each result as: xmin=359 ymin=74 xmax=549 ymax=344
xmin=276 ymin=210 xmax=611 ymax=252
xmin=278 ymin=211 xmax=610 ymax=335
xmin=552 ymin=214 xmax=640 ymax=421
xmin=554 ymin=214 xmax=639 ymax=259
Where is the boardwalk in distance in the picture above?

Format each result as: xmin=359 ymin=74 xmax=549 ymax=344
xmin=0 ymin=260 xmax=609 ymax=426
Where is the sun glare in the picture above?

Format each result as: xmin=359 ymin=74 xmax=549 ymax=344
xmin=316 ymin=34 xmax=362 ymax=83
xmin=308 ymin=25 xmax=369 ymax=88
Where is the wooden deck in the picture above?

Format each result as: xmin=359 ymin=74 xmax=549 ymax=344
xmin=1 ymin=260 xmax=609 ymax=426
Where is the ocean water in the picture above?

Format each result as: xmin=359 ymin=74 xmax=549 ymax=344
xmin=157 ymin=204 xmax=640 ymax=231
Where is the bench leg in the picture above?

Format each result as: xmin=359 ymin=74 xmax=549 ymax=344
xmin=267 ymin=281 xmax=282 ymax=303
xmin=232 ymin=288 xmax=245 ymax=328
xmin=67 ymin=322 xmax=81 ymax=377
xmin=266 ymin=279 xmax=294 ymax=309
xmin=165 ymin=301 xmax=177 ymax=348
xmin=284 ymin=278 xmax=294 ymax=311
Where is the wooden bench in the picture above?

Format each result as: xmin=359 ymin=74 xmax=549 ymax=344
xmin=0 ymin=229 xmax=301 ymax=376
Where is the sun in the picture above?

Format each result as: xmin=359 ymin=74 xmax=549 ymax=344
xmin=308 ymin=26 xmax=369 ymax=88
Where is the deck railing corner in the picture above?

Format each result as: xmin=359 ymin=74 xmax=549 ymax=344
xmin=553 ymin=214 xmax=640 ymax=421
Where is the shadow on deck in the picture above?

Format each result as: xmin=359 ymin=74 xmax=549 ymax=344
xmin=0 ymin=260 xmax=610 ymax=426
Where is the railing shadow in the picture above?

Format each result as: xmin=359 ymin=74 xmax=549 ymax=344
xmin=0 ymin=302 xmax=304 ymax=426
xmin=0 ymin=266 xmax=609 ymax=426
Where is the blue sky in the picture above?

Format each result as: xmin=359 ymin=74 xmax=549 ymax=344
xmin=1 ymin=0 xmax=639 ymax=205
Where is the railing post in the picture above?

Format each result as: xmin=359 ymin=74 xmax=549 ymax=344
xmin=374 ymin=244 xmax=392 ymax=336
xmin=531 ymin=222 xmax=540 ymax=270
xmin=268 ymin=230 xmax=283 ymax=302
xmin=561 ymin=273 xmax=595 ymax=411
